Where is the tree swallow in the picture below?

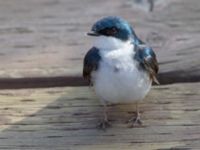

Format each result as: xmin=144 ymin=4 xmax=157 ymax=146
xmin=83 ymin=16 xmax=159 ymax=129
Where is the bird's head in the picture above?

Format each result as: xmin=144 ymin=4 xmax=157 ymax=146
xmin=88 ymin=16 xmax=137 ymax=50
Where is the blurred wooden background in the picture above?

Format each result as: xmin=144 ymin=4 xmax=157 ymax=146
xmin=0 ymin=0 xmax=199 ymax=149
xmin=0 ymin=0 xmax=199 ymax=82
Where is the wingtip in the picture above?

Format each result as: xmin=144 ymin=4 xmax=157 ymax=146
xmin=153 ymin=77 xmax=160 ymax=85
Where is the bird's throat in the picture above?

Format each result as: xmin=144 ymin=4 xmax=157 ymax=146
xmin=93 ymin=36 xmax=131 ymax=51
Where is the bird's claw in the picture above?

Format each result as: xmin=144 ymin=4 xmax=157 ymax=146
xmin=97 ymin=120 xmax=111 ymax=130
xmin=128 ymin=113 xmax=143 ymax=127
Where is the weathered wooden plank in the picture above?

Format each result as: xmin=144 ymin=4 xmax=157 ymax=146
xmin=0 ymin=0 xmax=199 ymax=85
xmin=0 ymin=83 xmax=199 ymax=149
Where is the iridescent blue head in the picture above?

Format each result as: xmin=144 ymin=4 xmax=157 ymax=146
xmin=88 ymin=16 xmax=137 ymax=41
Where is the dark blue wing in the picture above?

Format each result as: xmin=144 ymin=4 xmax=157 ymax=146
xmin=83 ymin=47 xmax=101 ymax=83
xmin=134 ymin=45 xmax=159 ymax=84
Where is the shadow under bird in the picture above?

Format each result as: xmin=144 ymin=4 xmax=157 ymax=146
xmin=83 ymin=16 xmax=159 ymax=129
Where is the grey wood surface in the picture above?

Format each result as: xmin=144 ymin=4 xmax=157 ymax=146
xmin=0 ymin=0 xmax=199 ymax=150
xmin=0 ymin=0 xmax=199 ymax=83
xmin=0 ymin=83 xmax=199 ymax=149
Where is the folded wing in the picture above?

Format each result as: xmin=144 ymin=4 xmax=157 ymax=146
xmin=134 ymin=45 xmax=159 ymax=84
xmin=83 ymin=47 xmax=101 ymax=84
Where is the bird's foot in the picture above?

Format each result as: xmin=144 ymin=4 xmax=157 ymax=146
xmin=127 ymin=112 xmax=143 ymax=128
xmin=97 ymin=119 xmax=111 ymax=130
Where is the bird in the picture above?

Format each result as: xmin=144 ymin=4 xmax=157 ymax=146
xmin=83 ymin=16 xmax=159 ymax=129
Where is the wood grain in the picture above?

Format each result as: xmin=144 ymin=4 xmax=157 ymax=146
xmin=0 ymin=0 xmax=199 ymax=84
xmin=0 ymin=0 xmax=199 ymax=150
xmin=0 ymin=83 xmax=199 ymax=149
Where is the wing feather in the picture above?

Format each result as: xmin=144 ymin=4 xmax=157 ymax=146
xmin=83 ymin=47 xmax=101 ymax=84
xmin=134 ymin=45 xmax=159 ymax=84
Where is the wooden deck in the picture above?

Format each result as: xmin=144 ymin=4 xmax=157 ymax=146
xmin=0 ymin=83 xmax=199 ymax=150
xmin=0 ymin=0 xmax=200 ymax=149
xmin=0 ymin=0 xmax=199 ymax=80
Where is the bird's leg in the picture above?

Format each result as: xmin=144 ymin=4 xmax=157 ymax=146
xmin=97 ymin=104 xmax=111 ymax=129
xmin=128 ymin=103 xmax=142 ymax=127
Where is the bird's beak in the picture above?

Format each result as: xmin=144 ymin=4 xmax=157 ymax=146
xmin=87 ymin=31 xmax=99 ymax=36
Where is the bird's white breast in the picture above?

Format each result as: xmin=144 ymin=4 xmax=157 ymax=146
xmin=92 ymin=37 xmax=152 ymax=104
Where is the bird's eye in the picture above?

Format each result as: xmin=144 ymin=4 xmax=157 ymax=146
xmin=111 ymin=27 xmax=118 ymax=34
xmin=106 ymin=27 xmax=118 ymax=35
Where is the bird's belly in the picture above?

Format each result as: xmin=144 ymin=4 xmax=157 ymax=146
xmin=93 ymin=62 xmax=152 ymax=104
